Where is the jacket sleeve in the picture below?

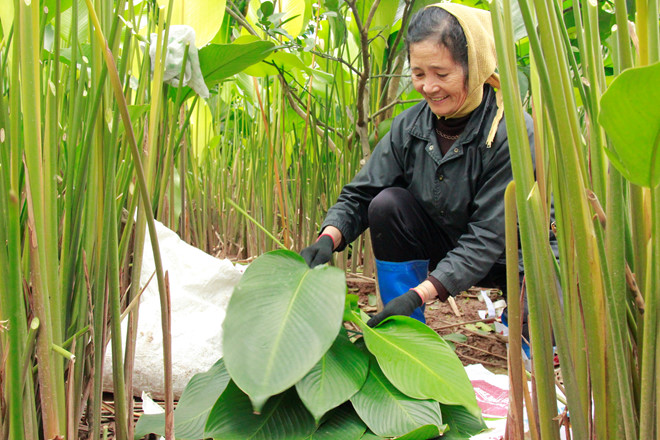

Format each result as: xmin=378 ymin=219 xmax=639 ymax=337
xmin=430 ymin=114 xmax=533 ymax=295
xmin=321 ymin=116 xmax=410 ymax=250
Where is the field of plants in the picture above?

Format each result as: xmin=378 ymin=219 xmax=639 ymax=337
xmin=0 ymin=0 xmax=658 ymax=439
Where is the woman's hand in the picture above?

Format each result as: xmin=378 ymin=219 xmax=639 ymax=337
xmin=366 ymin=289 xmax=424 ymax=327
xmin=300 ymin=235 xmax=334 ymax=268
xmin=300 ymin=226 xmax=342 ymax=268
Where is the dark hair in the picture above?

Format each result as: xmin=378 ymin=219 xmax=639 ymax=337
xmin=406 ymin=7 xmax=468 ymax=79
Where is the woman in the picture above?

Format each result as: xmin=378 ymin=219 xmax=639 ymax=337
xmin=301 ymin=3 xmax=529 ymax=327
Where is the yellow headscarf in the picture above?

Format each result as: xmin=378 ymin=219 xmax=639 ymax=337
xmin=426 ymin=3 xmax=503 ymax=147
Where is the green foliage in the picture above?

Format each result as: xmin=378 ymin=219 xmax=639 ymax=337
xmin=135 ymin=251 xmax=484 ymax=439
xmin=223 ymin=250 xmax=346 ymax=412
xmin=350 ymin=357 xmax=445 ymax=437
xmin=357 ymin=316 xmax=481 ymax=417
xmin=295 ymin=328 xmax=370 ymax=422
xmin=205 ymin=382 xmax=317 ymax=440
xmin=134 ymin=358 xmax=231 ymax=439
xmin=599 ymin=62 xmax=660 ymax=188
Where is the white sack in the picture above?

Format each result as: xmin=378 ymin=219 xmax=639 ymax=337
xmin=103 ymin=220 xmax=244 ymax=399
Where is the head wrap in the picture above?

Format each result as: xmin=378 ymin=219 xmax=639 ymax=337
xmin=426 ymin=3 xmax=503 ymax=146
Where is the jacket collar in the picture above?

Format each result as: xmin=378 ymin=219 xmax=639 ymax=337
xmin=408 ymin=85 xmax=497 ymax=148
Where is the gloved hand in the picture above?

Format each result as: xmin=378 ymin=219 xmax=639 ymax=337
xmin=367 ymin=289 xmax=424 ymax=327
xmin=300 ymin=235 xmax=334 ymax=268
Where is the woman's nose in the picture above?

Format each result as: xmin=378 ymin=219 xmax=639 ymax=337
xmin=423 ymin=78 xmax=440 ymax=94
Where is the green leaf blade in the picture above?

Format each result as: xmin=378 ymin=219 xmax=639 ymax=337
xmin=223 ymin=250 xmax=346 ymax=412
xmin=350 ymin=357 xmax=444 ymax=438
xmin=296 ymin=328 xmax=369 ymax=422
xmin=307 ymin=404 xmax=367 ymax=440
xmin=204 ymin=381 xmax=316 ymax=440
xmin=599 ymin=62 xmax=660 ymax=188
xmin=439 ymin=405 xmax=488 ymax=439
xmin=133 ymin=358 xmax=231 ymax=439
xmin=199 ymin=40 xmax=276 ymax=88
xmin=360 ymin=316 xmax=481 ymax=418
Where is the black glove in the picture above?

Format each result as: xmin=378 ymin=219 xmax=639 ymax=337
xmin=300 ymin=235 xmax=334 ymax=268
xmin=367 ymin=289 xmax=424 ymax=327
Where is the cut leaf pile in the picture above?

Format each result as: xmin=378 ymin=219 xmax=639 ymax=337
xmin=135 ymin=250 xmax=486 ymax=439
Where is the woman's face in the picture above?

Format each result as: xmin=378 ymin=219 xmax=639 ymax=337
xmin=409 ymin=40 xmax=468 ymax=117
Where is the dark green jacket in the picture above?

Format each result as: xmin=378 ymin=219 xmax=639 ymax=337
xmin=321 ymin=86 xmax=531 ymax=295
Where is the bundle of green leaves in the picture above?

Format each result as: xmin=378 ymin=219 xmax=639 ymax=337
xmin=135 ymin=250 xmax=487 ymax=439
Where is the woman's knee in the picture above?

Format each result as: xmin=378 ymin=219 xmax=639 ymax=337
xmin=368 ymin=187 xmax=413 ymax=226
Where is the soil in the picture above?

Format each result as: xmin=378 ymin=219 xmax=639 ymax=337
xmin=347 ymin=275 xmax=509 ymax=373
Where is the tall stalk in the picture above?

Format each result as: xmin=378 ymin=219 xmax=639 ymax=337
xmin=493 ymin=0 xmax=658 ymax=437
xmin=17 ymin=0 xmax=66 ymax=435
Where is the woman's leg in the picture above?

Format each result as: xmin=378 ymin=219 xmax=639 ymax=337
xmin=368 ymin=187 xmax=453 ymax=265
xmin=367 ymin=187 xmax=453 ymax=322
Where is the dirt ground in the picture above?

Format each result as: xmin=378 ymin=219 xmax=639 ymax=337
xmin=347 ymin=275 xmax=509 ymax=373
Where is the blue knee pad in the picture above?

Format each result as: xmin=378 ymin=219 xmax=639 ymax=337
xmin=375 ymin=259 xmax=429 ymax=323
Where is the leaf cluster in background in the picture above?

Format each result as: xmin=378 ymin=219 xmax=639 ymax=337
xmin=135 ymin=250 xmax=486 ymax=439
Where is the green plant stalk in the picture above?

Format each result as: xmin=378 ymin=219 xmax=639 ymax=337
xmin=491 ymin=1 xmax=590 ymax=438
xmin=44 ymin=1 xmax=64 ymax=352
xmin=528 ymin=1 xmax=611 ymax=436
xmin=146 ymin=3 xmax=172 ymax=206
xmin=100 ymin=58 xmax=132 ymax=439
xmin=17 ymin=0 xmax=66 ymax=435
xmin=226 ymin=197 xmax=287 ymax=249
xmin=636 ymin=0 xmax=650 ymax=65
xmin=490 ymin=5 xmax=558 ymax=439
xmin=113 ymin=25 xmax=141 ymax=440
xmin=22 ymin=318 xmax=40 ymax=440
xmin=22 ymin=318 xmax=40 ymax=391
xmin=504 ymin=181 xmax=524 ymax=439
xmin=82 ymin=6 xmax=127 ymax=436
xmin=579 ymin=0 xmax=609 ymax=201
xmin=157 ymin=44 xmax=190 ymax=219
xmin=645 ymin=0 xmax=660 ymax=64
xmin=612 ymin=3 xmax=651 ymax=330
xmin=655 ymin=186 xmax=660 ymax=437
xmin=82 ymin=2 xmax=175 ymax=438
xmin=604 ymin=165 xmax=638 ymax=438
xmin=0 ymin=24 xmax=25 ymax=440
xmin=614 ymin=0 xmax=634 ymax=70
xmin=0 ymin=180 xmax=29 ymax=440
xmin=639 ymin=186 xmax=659 ymax=440
xmin=105 ymin=144 xmax=129 ymax=440
xmin=629 ymin=0 xmax=657 ymax=321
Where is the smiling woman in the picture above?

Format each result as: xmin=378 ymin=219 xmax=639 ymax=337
xmin=299 ymin=3 xmax=541 ymax=333
xmin=409 ymin=40 xmax=468 ymax=117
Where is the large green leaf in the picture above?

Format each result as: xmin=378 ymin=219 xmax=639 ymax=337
xmin=296 ymin=328 xmax=369 ymax=422
xmin=279 ymin=0 xmax=309 ymax=38
xmin=156 ymin=0 xmax=226 ymax=46
xmin=360 ymin=433 xmax=385 ymax=440
xmin=133 ymin=358 xmax=231 ymax=439
xmin=599 ymin=62 xmax=660 ymax=188
xmin=395 ymin=424 xmax=445 ymax=440
xmin=0 ymin=1 xmax=12 ymax=38
xmin=199 ymin=40 xmax=276 ymax=88
xmin=359 ymin=316 xmax=481 ymax=418
xmin=223 ymin=250 xmax=346 ymax=412
xmin=306 ymin=403 xmax=367 ymax=440
xmin=439 ymin=405 xmax=488 ymax=439
xmin=204 ymin=381 xmax=316 ymax=440
xmin=350 ymin=357 xmax=444 ymax=438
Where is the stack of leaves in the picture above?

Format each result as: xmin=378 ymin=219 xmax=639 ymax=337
xmin=135 ymin=250 xmax=486 ymax=439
